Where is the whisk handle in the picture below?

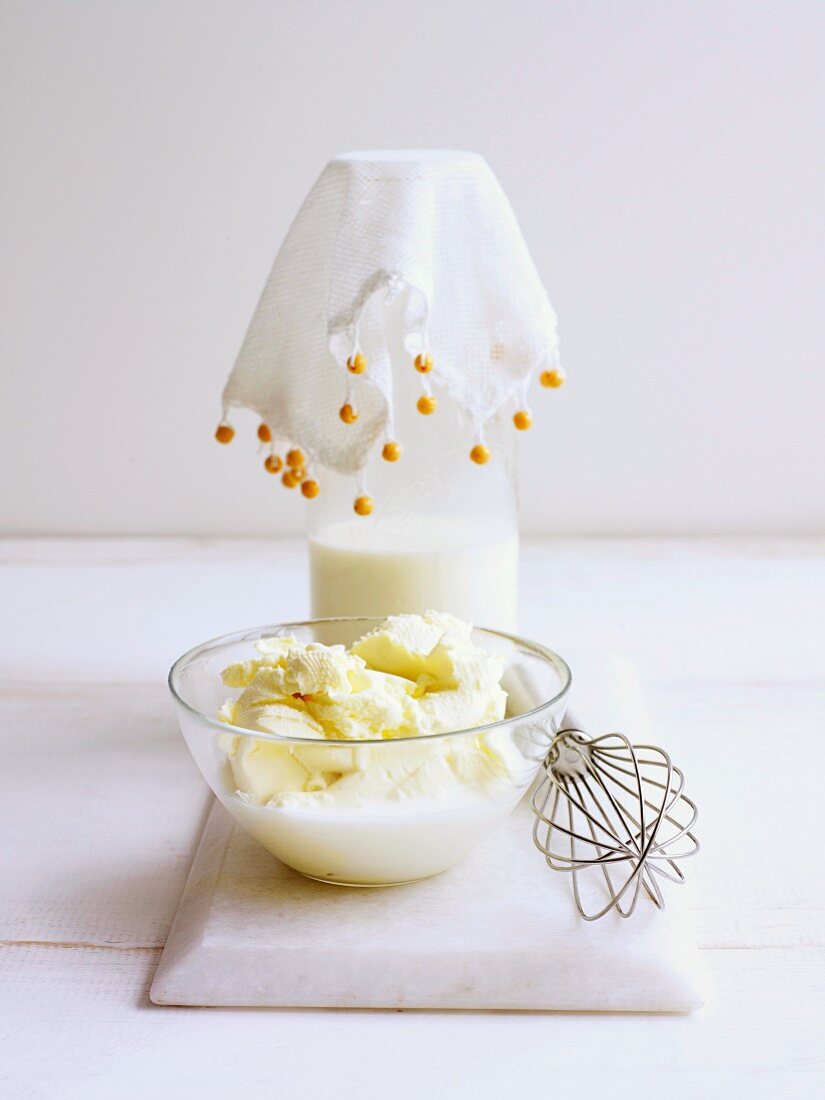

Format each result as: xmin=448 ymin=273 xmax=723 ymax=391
xmin=557 ymin=708 xmax=587 ymax=736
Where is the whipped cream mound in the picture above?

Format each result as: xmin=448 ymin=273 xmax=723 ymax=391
xmin=217 ymin=612 xmax=520 ymax=809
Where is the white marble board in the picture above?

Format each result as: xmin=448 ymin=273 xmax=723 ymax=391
xmin=151 ymin=651 xmax=704 ymax=1011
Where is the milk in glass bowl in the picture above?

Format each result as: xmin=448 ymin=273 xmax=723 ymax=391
xmin=169 ymin=617 xmax=570 ymax=886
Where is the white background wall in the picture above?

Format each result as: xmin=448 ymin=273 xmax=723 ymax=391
xmin=2 ymin=0 xmax=823 ymax=536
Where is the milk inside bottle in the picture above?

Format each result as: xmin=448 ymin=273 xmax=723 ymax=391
xmin=308 ymin=305 xmax=520 ymax=629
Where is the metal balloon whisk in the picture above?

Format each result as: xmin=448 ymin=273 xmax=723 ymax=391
xmin=531 ymin=715 xmax=699 ymax=921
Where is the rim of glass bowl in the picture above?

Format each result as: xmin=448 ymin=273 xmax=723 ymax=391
xmin=168 ymin=617 xmax=572 ymax=747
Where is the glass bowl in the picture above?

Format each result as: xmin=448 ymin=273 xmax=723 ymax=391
xmin=169 ymin=618 xmax=571 ymax=886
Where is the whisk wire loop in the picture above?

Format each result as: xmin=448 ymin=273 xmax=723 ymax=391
xmin=531 ymin=724 xmax=699 ymax=921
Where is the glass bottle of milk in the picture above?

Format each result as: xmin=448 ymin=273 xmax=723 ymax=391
xmin=308 ymin=303 xmax=519 ymax=630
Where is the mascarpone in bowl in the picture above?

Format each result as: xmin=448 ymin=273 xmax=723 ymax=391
xmin=169 ymin=613 xmax=570 ymax=886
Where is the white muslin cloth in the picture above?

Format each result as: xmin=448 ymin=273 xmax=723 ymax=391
xmin=222 ymin=149 xmax=560 ymax=475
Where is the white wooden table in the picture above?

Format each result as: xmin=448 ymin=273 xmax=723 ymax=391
xmin=1 ymin=537 xmax=823 ymax=1098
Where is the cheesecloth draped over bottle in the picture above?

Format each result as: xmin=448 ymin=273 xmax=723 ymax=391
xmin=221 ymin=150 xmax=561 ymax=475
